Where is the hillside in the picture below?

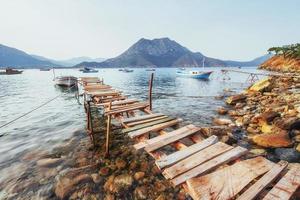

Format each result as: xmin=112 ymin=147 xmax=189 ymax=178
xmin=0 ymin=44 xmax=55 ymax=68
xmin=75 ymin=38 xmax=271 ymax=68
xmin=260 ymin=55 xmax=300 ymax=72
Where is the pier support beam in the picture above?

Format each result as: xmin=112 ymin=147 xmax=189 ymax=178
xmin=105 ymin=101 xmax=112 ymax=157
xmin=148 ymin=73 xmax=154 ymax=111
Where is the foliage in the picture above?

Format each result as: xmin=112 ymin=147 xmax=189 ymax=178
xmin=268 ymin=43 xmax=300 ymax=59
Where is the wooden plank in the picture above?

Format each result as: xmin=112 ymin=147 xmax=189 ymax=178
xmin=106 ymin=103 xmax=149 ymax=115
xmin=109 ymin=102 xmax=147 ymax=111
xmin=163 ymin=142 xmax=233 ymax=179
xmin=87 ymin=91 xmax=121 ymax=96
xmin=127 ymin=116 xmax=168 ymax=127
xmin=171 ymin=146 xmax=248 ymax=186
xmin=96 ymin=96 xmax=127 ymax=103
xmin=262 ymin=164 xmax=300 ymax=200
xmin=237 ymin=160 xmax=288 ymax=200
xmin=84 ymin=85 xmax=111 ymax=90
xmin=121 ymin=113 xmax=165 ymax=123
xmin=186 ymin=157 xmax=274 ymax=200
xmin=145 ymin=125 xmax=201 ymax=153
xmin=122 ymin=117 xmax=175 ymax=134
xmin=134 ymin=124 xmax=198 ymax=150
xmin=98 ymin=99 xmax=139 ymax=107
xmin=155 ymin=135 xmax=218 ymax=169
xmin=128 ymin=118 xmax=183 ymax=138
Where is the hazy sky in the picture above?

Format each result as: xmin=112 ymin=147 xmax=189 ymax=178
xmin=0 ymin=0 xmax=299 ymax=60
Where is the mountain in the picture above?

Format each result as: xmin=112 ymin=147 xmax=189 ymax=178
xmin=224 ymin=54 xmax=274 ymax=67
xmin=0 ymin=44 xmax=56 ymax=68
xmin=31 ymin=55 xmax=106 ymax=67
xmin=75 ymin=38 xmax=271 ymax=68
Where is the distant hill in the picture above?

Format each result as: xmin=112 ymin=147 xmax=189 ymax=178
xmin=224 ymin=54 xmax=274 ymax=67
xmin=0 ymin=44 xmax=56 ymax=68
xmin=31 ymin=55 xmax=106 ymax=67
xmin=75 ymin=38 xmax=272 ymax=68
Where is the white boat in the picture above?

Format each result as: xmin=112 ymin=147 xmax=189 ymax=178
xmin=55 ymin=76 xmax=78 ymax=87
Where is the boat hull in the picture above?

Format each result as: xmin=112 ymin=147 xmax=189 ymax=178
xmin=55 ymin=76 xmax=78 ymax=87
xmin=176 ymin=71 xmax=212 ymax=79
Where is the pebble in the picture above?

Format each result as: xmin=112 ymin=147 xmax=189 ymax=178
xmin=36 ymin=158 xmax=62 ymax=168
xmin=134 ymin=171 xmax=145 ymax=180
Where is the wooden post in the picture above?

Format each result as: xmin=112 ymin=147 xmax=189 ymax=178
xmin=105 ymin=101 xmax=112 ymax=157
xmin=148 ymin=73 xmax=154 ymax=111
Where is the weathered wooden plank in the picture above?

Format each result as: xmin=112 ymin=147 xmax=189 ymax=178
xmin=262 ymin=164 xmax=300 ymax=200
xmin=96 ymin=96 xmax=127 ymax=103
xmin=87 ymin=91 xmax=121 ymax=97
xmin=122 ymin=113 xmax=165 ymax=123
xmin=237 ymin=160 xmax=288 ymax=200
xmin=127 ymin=116 xmax=168 ymax=127
xmin=109 ymin=102 xmax=148 ymax=112
xmin=163 ymin=142 xmax=233 ymax=179
xmin=155 ymin=135 xmax=218 ymax=169
xmin=122 ymin=117 xmax=175 ymax=134
xmin=171 ymin=146 xmax=248 ymax=186
xmin=106 ymin=103 xmax=149 ymax=115
xmin=84 ymin=85 xmax=111 ymax=90
xmin=98 ymin=99 xmax=139 ymax=107
xmin=186 ymin=157 xmax=274 ymax=200
xmin=128 ymin=118 xmax=183 ymax=138
xmin=144 ymin=125 xmax=201 ymax=153
xmin=134 ymin=124 xmax=198 ymax=150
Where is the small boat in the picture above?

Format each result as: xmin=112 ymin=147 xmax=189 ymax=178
xmin=118 ymin=69 xmax=124 ymax=71
xmin=0 ymin=68 xmax=23 ymax=75
xmin=145 ymin=68 xmax=156 ymax=71
xmin=40 ymin=68 xmax=51 ymax=71
xmin=176 ymin=70 xmax=213 ymax=79
xmin=81 ymin=67 xmax=98 ymax=73
xmin=55 ymin=76 xmax=78 ymax=87
xmin=123 ymin=68 xmax=133 ymax=73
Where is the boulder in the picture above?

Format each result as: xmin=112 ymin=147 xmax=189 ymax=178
xmin=248 ymin=77 xmax=271 ymax=92
xmin=37 ymin=158 xmax=62 ymax=168
xmin=134 ymin=172 xmax=145 ymax=180
xmin=274 ymin=148 xmax=300 ymax=162
xmin=115 ymin=158 xmax=127 ymax=170
xmin=226 ymin=94 xmax=247 ymax=105
xmin=217 ymin=107 xmax=228 ymax=115
xmin=212 ymin=118 xmax=234 ymax=126
xmin=134 ymin=186 xmax=148 ymax=199
xmin=55 ymin=174 xmax=92 ymax=199
xmin=257 ymin=111 xmax=280 ymax=124
xmin=252 ymin=131 xmax=293 ymax=148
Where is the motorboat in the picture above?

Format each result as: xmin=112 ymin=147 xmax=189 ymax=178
xmin=40 ymin=68 xmax=51 ymax=71
xmin=176 ymin=70 xmax=213 ymax=79
xmin=0 ymin=68 xmax=23 ymax=75
xmin=81 ymin=67 xmax=98 ymax=73
xmin=55 ymin=76 xmax=78 ymax=87
xmin=145 ymin=68 xmax=156 ymax=71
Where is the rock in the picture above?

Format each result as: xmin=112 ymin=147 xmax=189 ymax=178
xmin=104 ymin=194 xmax=115 ymax=200
xmin=134 ymin=172 xmax=145 ymax=180
xmin=249 ymin=148 xmax=267 ymax=156
xmin=115 ymin=158 xmax=127 ymax=170
xmin=275 ymin=117 xmax=299 ymax=130
xmin=154 ymin=181 xmax=167 ymax=192
xmin=257 ymin=111 xmax=280 ymax=124
xmin=55 ymin=174 xmax=92 ymax=199
xmin=226 ymin=94 xmax=247 ymax=105
xmin=297 ymin=144 xmax=300 ymax=152
xmin=275 ymin=148 xmax=300 ymax=162
xmin=99 ymin=167 xmax=110 ymax=176
xmin=104 ymin=175 xmax=115 ymax=193
xmin=134 ymin=186 xmax=148 ymax=199
xmin=247 ymin=126 xmax=260 ymax=134
xmin=91 ymin=173 xmax=102 ymax=184
xmin=248 ymin=77 xmax=271 ymax=92
xmin=217 ymin=107 xmax=228 ymax=115
xmin=213 ymin=118 xmax=233 ymax=126
xmin=129 ymin=160 xmax=138 ymax=170
xmin=261 ymin=123 xmax=274 ymax=134
xmin=151 ymin=166 xmax=161 ymax=175
xmin=139 ymin=161 xmax=149 ymax=172
xmin=252 ymin=132 xmax=293 ymax=148
xmin=37 ymin=158 xmax=62 ymax=168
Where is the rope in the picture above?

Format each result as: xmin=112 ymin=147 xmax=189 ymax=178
xmin=0 ymin=84 xmax=78 ymax=137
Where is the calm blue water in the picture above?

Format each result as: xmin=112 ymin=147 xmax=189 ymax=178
xmin=0 ymin=67 xmax=265 ymax=182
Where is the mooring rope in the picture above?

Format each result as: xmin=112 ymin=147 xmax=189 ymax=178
xmin=0 ymin=84 xmax=78 ymax=137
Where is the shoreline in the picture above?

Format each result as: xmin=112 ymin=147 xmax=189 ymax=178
xmin=1 ymin=70 xmax=300 ymax=199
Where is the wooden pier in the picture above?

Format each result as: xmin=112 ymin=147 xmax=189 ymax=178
xmin=79 ymin=75 xmax=300 ymax=200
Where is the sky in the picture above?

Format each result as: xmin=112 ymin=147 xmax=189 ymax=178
xmin=0 ymin=0 xmax=299 ymax=61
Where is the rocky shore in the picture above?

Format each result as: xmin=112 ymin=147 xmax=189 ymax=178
xmin=260 ymin=55 xmax=300 ymax=72
xmin=214 ymin=75 xmax=300 ymax=163
xmin=1 ymin=70 xmax=300 ymax=200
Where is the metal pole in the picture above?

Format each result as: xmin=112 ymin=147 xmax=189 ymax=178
xmin=105 ymin=101 xmax=112 ymax=157
xmin=148 ymin=73 xmax=154 ymax=111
